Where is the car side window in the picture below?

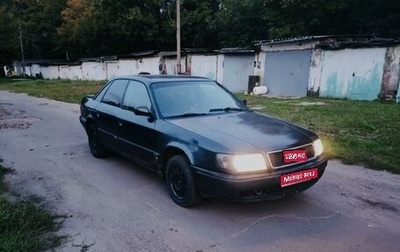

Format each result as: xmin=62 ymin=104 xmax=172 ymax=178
xmin=94 ymin=82 xmax=111 ymax=102
xmin=122 ymin=81 xmax=151 ymax=110
xmin=101 ymin=79 xmax=128 ymax=107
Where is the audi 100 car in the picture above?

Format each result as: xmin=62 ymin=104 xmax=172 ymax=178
xmin=79 ymin=75 xmax=328 ymax=207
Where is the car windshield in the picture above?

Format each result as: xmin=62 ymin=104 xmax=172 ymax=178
xmin=152 ymin=81 xmax=247 ymax=118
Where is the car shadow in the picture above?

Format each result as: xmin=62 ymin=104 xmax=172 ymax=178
xmin=105 ymin=153 xmax=324 ymax=217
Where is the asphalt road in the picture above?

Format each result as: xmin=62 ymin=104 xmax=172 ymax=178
xmin=1 ymin=90 xmax=399 ymax=252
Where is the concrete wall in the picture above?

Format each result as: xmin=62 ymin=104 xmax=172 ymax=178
xmin=41 ymin=66 xmax=59 ymax=79
xmin=216 ymin=54 xmax=224 ymax=83
xmin=308 ymin=49 xmax=324 ymax=93
xmin=81 ymin=62 xmax=106 ymax=80
xmin=254 ymin=52 xmax=266 ymax=86
xmin=31 ymin=64 xmax=41 ymax=77
xmin=262 ymin=41 xmax=400 ymax=101
xmin=381 ymin=46 xmax=400 ymax=100
xmin=397 ymin=84 xmax=400 ymax=103
xmin=190 ymin=54 xmax=218 ymax=80
xmin=36 ymin=55 xmax=225 ymax=82
xmin=18 ymin=43 xmax=400 ymax=101
xmin=118 ymin=57 xmax=160 ymax=75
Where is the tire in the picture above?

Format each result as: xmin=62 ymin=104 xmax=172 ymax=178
xmin=165 ymin=155 xmax=200 ymax=207
xmin=87 ymin=124 xmax=107 ymax=158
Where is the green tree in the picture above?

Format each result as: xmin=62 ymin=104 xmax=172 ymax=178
xmin=263 ymin=0 xmax=400 ymax=38
xmin=0 ymin=5 xmax=19 ymax=66
xmin=58 ymin=0 xmax=170 ymax=59
xmin=9 ymin=0 xmax=66 ymax=60
xmin=58 ymin=0 xmax=99 ymax=58
xmin=218 ymin=0 xmax=269 ymax=47
xmin=263 ymin=0 xmax=350 ymax=37
xmin=180 ymin=0 xmax=221 ymax=48
xmin=3 ymin=0 xmax=400 ymax=66
xmin=355 ymin=0 xmax=400 ymax=36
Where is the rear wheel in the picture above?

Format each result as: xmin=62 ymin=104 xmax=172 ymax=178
xmin=165 ymin=155 xmax=200 ymax=207
xmin=87 ymin=124 xmax=107 ymax=158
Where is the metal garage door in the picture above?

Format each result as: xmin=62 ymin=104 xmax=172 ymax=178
xmin=264 ymin=50 xmax=312 ymax=97
xmin=222 ymin=54 xmax=255 ymax=92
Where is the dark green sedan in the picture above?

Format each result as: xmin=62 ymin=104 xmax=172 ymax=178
xmin=79 ymin=75 xmax=328 ymax=207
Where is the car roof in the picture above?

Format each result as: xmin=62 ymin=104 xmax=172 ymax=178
xmin=109 ymin=75 xmax=212 ymax=86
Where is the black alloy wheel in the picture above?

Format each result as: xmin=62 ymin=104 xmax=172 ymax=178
xmin=165 ymin=155 xmax=200 ymax=207
xmin=87 ymin=124 xmax=107 ymax=158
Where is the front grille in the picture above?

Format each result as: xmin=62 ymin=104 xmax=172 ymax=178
xmin=267 ymin=143 xmax=315 ymax=169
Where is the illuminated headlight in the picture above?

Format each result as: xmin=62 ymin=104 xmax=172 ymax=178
xmin=216 ymin=153 xmax=267 ymax=173
xmin=313 ymin=139 xmax=324 ymax=156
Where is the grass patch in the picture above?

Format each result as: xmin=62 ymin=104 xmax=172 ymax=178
xmin=0 ymin=160 xmax=64 ymax=251
xmin=0 ymin=199 xmax=64 ymax=252
xmin=0 ymin=163 xmax=13 ymax=194
xmin=238 ymin=94 xmax=400 ymax=173
xmin=1 ymin=78 xmax=399 ymax=173
xmin=0 ymin=78 xmax=104 ymax=103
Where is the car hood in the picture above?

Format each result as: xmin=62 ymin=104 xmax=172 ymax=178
xmin=165 ymin=111 xmax=316 ymax=152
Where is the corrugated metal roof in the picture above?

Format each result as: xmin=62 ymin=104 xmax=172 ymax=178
xmin=254 ymin=36 xmax=332 ymax=45
xmin=218 ymin=48 xmax=255 ymax=54
xmin=255 ymin=35 xmax=400 ymax=49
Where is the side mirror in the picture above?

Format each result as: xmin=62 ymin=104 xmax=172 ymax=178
xmin=242 ymin=99 xmax=247 ymax=106
xmin=133 ymin=106 xmax=153 ymax=117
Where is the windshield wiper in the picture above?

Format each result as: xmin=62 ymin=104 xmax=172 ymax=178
xmin=168 ymin=112 xmax=207 ymax=118
xmin=209 ymin=107 xmax=246 ymax=113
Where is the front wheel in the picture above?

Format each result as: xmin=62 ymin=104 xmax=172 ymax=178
xmin=165 ymin=155 xmax=200 ymax=207
xmin=87 ymin=124 xmax=107 ymax=158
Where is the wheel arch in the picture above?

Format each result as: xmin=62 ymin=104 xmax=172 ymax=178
xmin=84 ymin=116 xmax=96 ymax=133
xmin=156 ymin=145 xmax=193 ymax=178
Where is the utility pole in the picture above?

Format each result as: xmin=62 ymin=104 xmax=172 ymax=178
xmin=176 ymin=0 xmax=181 ymax=74
xmin=19 ymin=24 xmax=26 ymax=76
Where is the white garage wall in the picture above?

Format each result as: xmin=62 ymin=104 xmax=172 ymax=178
xmin=385 ymin=46 xmax=400 ymax=93
xmin=41 ymin=66 xmax=59 ymax=79
xmin=106 ymin=61 xmax=118 ymax=80
xmin=68 ymin=65 xmax=82 ymax=80
xmin=81 ymin=62 xmax=106 ymax=81
xmin=308 ymin=49 xmax=324 ymax=93
xmin=31 ymin=64 xmax=41 ymax=77
xmin=190 ymin=55 xmax=218 ymax=80
xmin=59 ymin=66 xmax=70 ymax=80
xmin=21 ymin=54 xmax=237 ymax=88
xmin=118 ymin=60 xmax=142 ymax=76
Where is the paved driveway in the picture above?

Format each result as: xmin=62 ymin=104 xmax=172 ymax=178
xmin=0 ymin=91 xmax=399 ymax=252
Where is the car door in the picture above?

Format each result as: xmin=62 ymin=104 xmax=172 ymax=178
xmin=117 ymin=80 xmax=158 ymax=168
xmin=95 ymin=79 xmax=128 ymax=151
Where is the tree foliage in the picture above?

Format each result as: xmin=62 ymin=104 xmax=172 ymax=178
xmin=0 ymin=5 xmax=19 ymax=66
xmin=219 ymin=0 xmax=268 ymax=47
xmin=8 ymin=0 xmax=65 ymax=60
xmin=58 ymin=0 xmax=174 ymax=58
xmin=180 ymin=0 xmax=221 ymax=48
xmin=0 ymin=0 xmax=400 ymax=65
xmin=263 ymin=0 xmax=400 ymax=38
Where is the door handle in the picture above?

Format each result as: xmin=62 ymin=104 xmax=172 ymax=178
xmin=118 ymin=121 xmax=123 ymax=127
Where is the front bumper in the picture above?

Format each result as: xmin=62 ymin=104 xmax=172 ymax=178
xmin=193 ymin=156 xmax=328 ymax=201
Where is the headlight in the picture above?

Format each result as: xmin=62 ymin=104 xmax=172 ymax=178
xmin=216 ymin=153 xmax=267 ymax=173
xmin=313 ymin=139 xmax=324 ymax=156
